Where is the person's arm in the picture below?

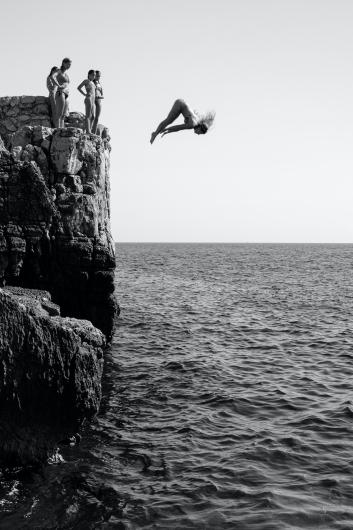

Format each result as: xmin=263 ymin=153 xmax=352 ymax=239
xmin=77 ymin=80 xmax=87 ymax=96
xmin=52 ymin=72 xmax=64 ymax=89
xmin=161 ymin=124 xmax=191 ymax=136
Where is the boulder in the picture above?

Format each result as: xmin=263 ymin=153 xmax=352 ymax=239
xmin=0 ymin=288 xmax=105 ymax=465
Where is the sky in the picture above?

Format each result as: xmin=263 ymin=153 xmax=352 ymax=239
xmin=1 ymin=0 xmax=353 ymax=242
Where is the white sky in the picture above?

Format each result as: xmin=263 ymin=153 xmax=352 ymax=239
xmin=1 ymin=0 xmax=353 ymax=242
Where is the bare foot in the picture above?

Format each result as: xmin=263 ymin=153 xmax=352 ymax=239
xmin=150 ymin=132 xmax=157 ymax=144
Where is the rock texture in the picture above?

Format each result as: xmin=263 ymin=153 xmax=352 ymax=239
xmin=66 ymin=111 xmax=110 ymax=140
xmin=0 ymin=97 xmax=109 ymax=139
xmin=0 ymin=97 xmax=118 ymax=338
xmin=0 ymin=96 xmax=118 ymax=465
xmin=0 ymin=287 xmax=105 ymax=465
xmin=0 ymin=96 xmax=52 ymax=137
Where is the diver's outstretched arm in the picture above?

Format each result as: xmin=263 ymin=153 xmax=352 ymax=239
xmin=161 ymin=124 xmax=191 ymax=136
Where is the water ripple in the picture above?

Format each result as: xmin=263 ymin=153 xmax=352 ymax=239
xmin=2 ymin=243 xmax=353 ymax=529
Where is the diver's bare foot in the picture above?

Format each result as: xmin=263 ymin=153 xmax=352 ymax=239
xmin=150 ymin=132 xmax=157 ymax=144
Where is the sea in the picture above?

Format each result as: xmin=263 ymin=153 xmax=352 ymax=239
xmin=1 ymin=243 xmax=353 ymax=529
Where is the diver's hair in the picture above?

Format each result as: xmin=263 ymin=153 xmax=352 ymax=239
xmin=49 ymin=66 xmax=58 ymax=76
xmin=197 ymin=111 xmax=216 ymax=133
xmin=88 ymin=69 xmax=95 ymax=77
xmin=95 ymin=70 xmax=101 ymax=76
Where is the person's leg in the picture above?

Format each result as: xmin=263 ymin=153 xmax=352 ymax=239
xmin=150 ymin=99 xmax=183 ymax=143
xmin=90 ymin=100 xmax=95 ymax=131
xmin=56 ymin=93 xmax=65 ymax=128
xmin=85 ymin=97 xmax=96 ymax=133
xmin=49 ymin=94 xmax=56 ymax=127
xmin=64 ymin=96 xmax=70 ymax=122
xmin=84 ymin=97 xmax=92 ymax=133
xmin=92 ymin=100 xmax=101 ymax=134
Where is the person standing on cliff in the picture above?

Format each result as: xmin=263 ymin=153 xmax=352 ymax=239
xmin=53 ymin=58 xmax=72 ymax=128
xmin=92 ymin=70 xmax=104 ymax=135
xmin=46 ymin=66 xmax=59 ymax=126
xmin=77 ymin=70 xmax=96 ymax=134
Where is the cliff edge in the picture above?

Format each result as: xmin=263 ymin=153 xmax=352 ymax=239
xmin=0 ymin=96 xmax=118 ymax=338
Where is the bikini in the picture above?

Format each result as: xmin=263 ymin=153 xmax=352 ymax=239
xmin=57 ymin=90 xmax=69 ymax=99
xmin=184 ymin=114 xmax=197 ymax=127
xmin=56 ymin=70 xmax=69 ymax=99
xmin=95 ymin=82 xmax=104 ymax=100
xmin=85 ymin=80 xmax=95 ymax=99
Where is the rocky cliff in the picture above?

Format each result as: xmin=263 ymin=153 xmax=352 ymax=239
xmin=0 ymin=96 xmax=118 ymax=338
xmin=0 ymin=96 xmax=51 ymax=136
xmin=0 ymin=287 xmax=105 ymax=465
xmin=0 ymin=96 xmax=118 ymax=465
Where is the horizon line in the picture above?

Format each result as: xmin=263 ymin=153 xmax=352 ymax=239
xmin=114 ymin=241 xmax=353 ymax=245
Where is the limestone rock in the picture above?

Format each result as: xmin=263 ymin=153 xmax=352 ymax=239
xmin=51 ymin=127 xmax=84 ymax=174
xmin=65 ymin=111 xmax=110 ymax=139
xmin=0 ymin=135 xmax=6 ymax=153
xmin=0 ymin=113 xmax=117 ymax=338
xmin=0 ymin=97 xmax=118 ymax=465
xmin=0 ymin=96 xmax=51 ymax=139
xmin=0 ymin=288 xmax=105 ymax=465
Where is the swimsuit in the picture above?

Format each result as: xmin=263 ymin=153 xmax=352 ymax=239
xmin=57 ymin=90 xmax=69 ymax=99
xmin=95 ymin=81 xmax=104 ymax=100
xmin=184 ymin=114 xmax=198 ymax=127
xmin=85 ymin=81 xmax=95 ymax=119
xmin=55 ymin=69 xmax=70 ymax=99
xmin=86 ymin=80 xmax=95 ymax=98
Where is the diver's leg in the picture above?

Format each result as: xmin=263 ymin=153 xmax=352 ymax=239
xmin=150 ymin=99 xmax=183 ymax=143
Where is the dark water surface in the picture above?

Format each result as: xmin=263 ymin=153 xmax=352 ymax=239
xmin=2 ymin=243 xmax=353 ymax=529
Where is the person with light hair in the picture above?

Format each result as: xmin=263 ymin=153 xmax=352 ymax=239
xmin=77 ymin=69 xmax=96 ymax=133
xmin=150 ymin=99 xmax=215 ymax=144
xmin=92 ymin=70 xmax=104 ymax=135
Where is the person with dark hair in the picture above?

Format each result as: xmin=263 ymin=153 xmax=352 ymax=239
xmin=77 ymin=70 xmax=96 ymax=133
xmin=53 ymin=58 xmax=72 ymax=128
xmin=150 ymin=99 xmax=215 ymax=144
xmin=47 ymin=66 xmax=59 ymax=126
xmin=92 ymin=70 xmax=104 ymax=135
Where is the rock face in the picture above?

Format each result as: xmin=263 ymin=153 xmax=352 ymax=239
xmin=0 ymin=96 xmax=118 ymax=465
xmin=0 ymin=97 xmax=118 ymax=338
xmin=0 ymin=287 xmax=105 ymax=465
xmin=65 ymin=111 xmax=110 ymax=139
xmin=0 ymin=96 xmax=52 ymax=137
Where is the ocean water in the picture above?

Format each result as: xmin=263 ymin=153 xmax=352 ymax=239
xmin=2 ymin=243 xmax=353 ymax=529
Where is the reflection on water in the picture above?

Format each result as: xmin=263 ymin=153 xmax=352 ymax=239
xmin=2 ymin=244 xmax=353 ymax=529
